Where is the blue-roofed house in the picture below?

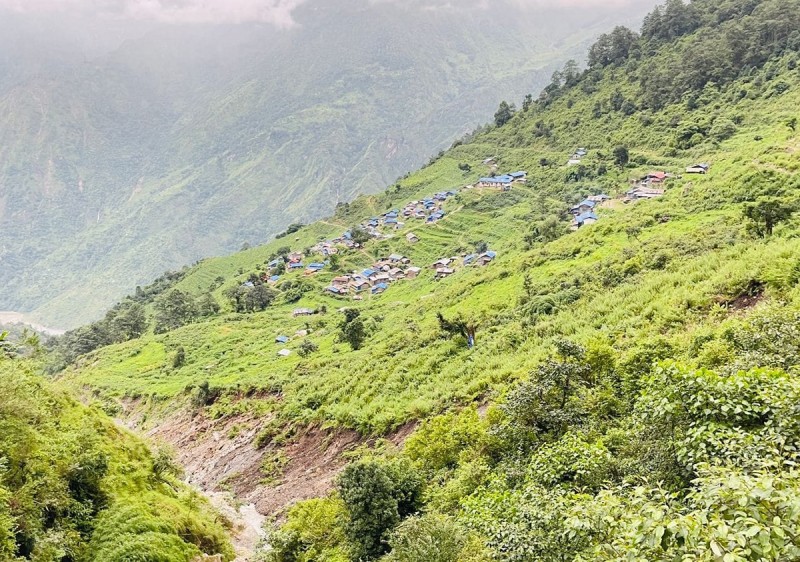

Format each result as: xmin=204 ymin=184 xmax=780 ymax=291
xmin=288 ymin=261 xmax=305 ymax=270
xmin=574 ymin=212 xmax=598 ymax=227
xmin=275 ymin=335 xmax=290 ymax=344
xmin=308 ymin=263 xmax=325 ymax=270
xmin=478 ymin=175 xmax=514 ymax=190
xmin=385 ymin=210 xmax=399 ymax=218
xmin=371 ymin=282 xmax=389 ymax=294
xmin=463 ymin=254 xmax=477 ymax=265
xmin=268 ymin=259 xmax=282 ymax=269
xmin=269 ymin=275 xmax=281 ymax=284
xmin=343 ymin=230 xmax=352 ymax=240
xmin=362 ymin=268 xmax=376 ymax=278
xmin=476 ymin=251 xmax=497 ymax=266
xmin=571 ymin=199 xmax=597 ymax=215
xmin=242 ymin=281 xmax=255 ymax=288
xmin=509 ymin=171 xmax=527 ymax=182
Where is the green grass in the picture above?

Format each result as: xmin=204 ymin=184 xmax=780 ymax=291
xmin=63 ymin=56 xmax=800 ymax=436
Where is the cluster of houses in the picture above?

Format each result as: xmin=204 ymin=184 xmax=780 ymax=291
xmin=264 ymin=252 xmax=328 ymax=279
xmin=431 ymin=250 xmax=498 ymax=279
xmin=324 ymin=254 xmax=422 ymax=298
xmin=570 ymin=194 xmax=610 ymax=229
xmin=624 ymin=171 xmax=671 ymax=202
xmin=474 ymin=171 xmax=527 ymax=191
xmin=567 ymin=148 xmax=588 ymax=166
xmin=398 ymin=190 xmax=459 ymax=225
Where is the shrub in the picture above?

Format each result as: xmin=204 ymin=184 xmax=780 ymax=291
xmin=384 ymin=514 xmax=465 ymax=562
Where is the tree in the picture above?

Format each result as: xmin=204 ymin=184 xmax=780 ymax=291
xmin=494 ymin=101 xmax=515 ymax=127
xmin=337 ymin=459 xmax=421 ymax=561
xmin=625 ymin=225 xmax=642 ymax=242
xmin=743 ymin=197 xmax=794 ymax=237
xmin=437 ymin=313 xmax=477 ymax=349
xmin=562 ymin=59 xmax=581 ymax=88
xmin=525 ymin=217 xmax=565 ymax=247
xmin=328 ymin=253 xmax=340 ymax=271
xmin=110 ymin=303 xmax=148 ymax=341
xmin=458 ymin=163 xmax=472 ymax=173
xmin=522 ymin=93 xmax=533 ymax=112
xmin=196 ymin=293 xmax=220 ymax=317
xmin=245 ymin=284 xmax=276 ymax=312
xmin=351 ymin=225 xmax=371 ymax=245
xmin=153 ymin=290 xmax=198 ymax=333
xmin=613 ymin=145 xmax=629 ymax=168
xmin=788 ymin=117 xmax=798 ymax=134
xmin=500 ymin=340 xmax=591 ymax=445
xmin=339 ymin=309 xmax=367 ymax=350
xmin=588 ymin=27 xmax=639 ymax=68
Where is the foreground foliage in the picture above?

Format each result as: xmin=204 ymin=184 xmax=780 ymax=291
xmin=0 ymin=355 xmax=233 ymax=561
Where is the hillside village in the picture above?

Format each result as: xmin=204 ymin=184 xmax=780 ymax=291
xmin=225 ymin=149 xmax=713 ymax=361
xmin=242 ymin=154 xmax=705 ymax=313
xmin=9 ymin=2 xmax=800 ymax=561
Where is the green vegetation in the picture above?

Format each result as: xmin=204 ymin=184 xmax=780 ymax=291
xmin=38 ymin=0 xmax=800 ymax=559
xmin=0 ymin=352 xmax=233 ymax=561
xmin=0 ymin=3 xmax=640 ymax=329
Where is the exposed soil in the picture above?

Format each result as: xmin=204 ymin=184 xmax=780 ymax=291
xmin=725 ymin=291 xmax=765 ymax=311
xmin=140 ymin=407 xmax=417 ymax=519
xmin=717 ymin=279 xmax=766 ymax=311
xmin=114 ymin=398 xmax=418 ymax=558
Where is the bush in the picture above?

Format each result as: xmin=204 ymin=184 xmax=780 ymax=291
xmin=384 ymin=514 xmax=465 ymax=562
xmin=298 ymin=340 xmax=319 ymax=358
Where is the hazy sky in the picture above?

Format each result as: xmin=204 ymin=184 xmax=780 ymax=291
xmin=0 ymin=0 xmax=654 ymax=26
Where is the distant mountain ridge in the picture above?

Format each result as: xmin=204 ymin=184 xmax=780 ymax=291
xmin=0 ymin=0 xmax=657 ymax=328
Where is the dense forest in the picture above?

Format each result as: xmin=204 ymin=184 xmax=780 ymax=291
xmin=16 ymin=0 xmax=800 ymax=560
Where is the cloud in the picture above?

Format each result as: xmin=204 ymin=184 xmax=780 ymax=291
xmin=0 ymin=0 xmax=654 ymax=25
xmin=369 ymin=0 xmax=648 ymax=9
xmin=0 ymin=0 xmax=307 ymax=27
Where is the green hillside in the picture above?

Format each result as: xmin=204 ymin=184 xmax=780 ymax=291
xmin=48 ymin=0 xmax=800 ymax=560
xmin=0 ymin=0 xmax=654 ymax=330
xmin=0 ymin=347 xmax=233 ymax=560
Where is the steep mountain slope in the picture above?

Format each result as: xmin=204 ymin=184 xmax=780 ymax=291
xmin=0 ymin=0 xmax=657 ymax=329
xmin=53 ymin=0 xmax=800 ymax=559
xmin=0 ymin=353 xmax=233 ymax=560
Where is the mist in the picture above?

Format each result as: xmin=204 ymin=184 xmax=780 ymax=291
xmin=1 ymin=0 xmax=656 ymax=27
